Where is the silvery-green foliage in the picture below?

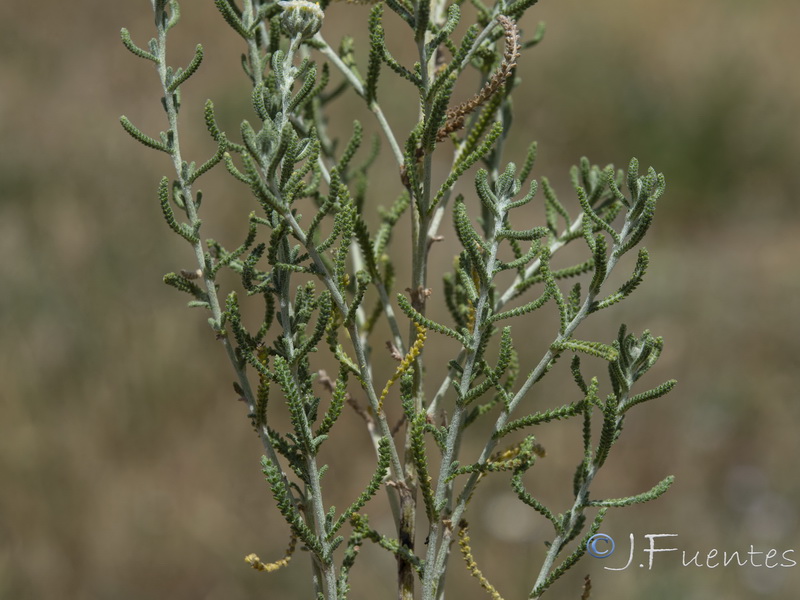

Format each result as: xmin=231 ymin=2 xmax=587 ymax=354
xmin=121 ymin=1 xmax=675 ymax=598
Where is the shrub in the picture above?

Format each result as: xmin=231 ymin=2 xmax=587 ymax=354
xmin=120 ymin=1 xmax=675 ymax=598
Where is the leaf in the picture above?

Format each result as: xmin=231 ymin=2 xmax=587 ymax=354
xmin=553 ymin=339 xmax=619 ymax=362
xmin=594 ymin=248 xmax=649 ymax=311
xmin=620 ymin=379 xmax=677 ymax=413
xmin=163 ymin=272 xmax=207 ymax=302
xmin=214 ymin=0 xmax=252 ymax=39
xmin=158 ymin=177 xmax=199 ymax=243
xmin=327 ymin=438 xmax=391 ymax=538
xmin=430 ymin=122 xmax=503 ymax=214
xmin=397 ymin=293 xmax=469 ymax=346
xmin=365 ymin=5 xmax=384 ymax=105
xmin=120 ymin=116 xmax=171 ymax=154
xmin=494 ymin=402 xmax=582 ymax=438
xmin=120 ymin=28 xmax=158 ymax=63
xmin=167 ymin=44 xmax=204 ymax=92
xmin=588 ymin=475 xmax=674 ymax=507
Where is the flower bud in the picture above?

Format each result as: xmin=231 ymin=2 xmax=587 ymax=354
xmin=277 ymin=0 xmax=324 ymax=40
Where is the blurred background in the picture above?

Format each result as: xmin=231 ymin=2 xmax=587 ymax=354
xmin=2 ymin=1 xmax=799 ymax=599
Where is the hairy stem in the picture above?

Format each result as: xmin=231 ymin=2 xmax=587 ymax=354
xmin=429 ymin=214 xmax=636 ymax=592
xmin=152 ymin=1 xmax=288 ymax=483
xmin=314 ymin=34 xmax=405 ymax=166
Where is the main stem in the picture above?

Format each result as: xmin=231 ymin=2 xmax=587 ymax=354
xmin=245 ymin=4 xmax=341 ymax=595
xmin=152 ymin=2 xmax=288 ymax=494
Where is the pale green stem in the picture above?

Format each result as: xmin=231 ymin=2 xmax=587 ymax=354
xmin=244 ymin=7 xmax=336 ymax=595
xmin=529 ymin=395 xmax=628 ymax=598
xmin=421 ymin=184 xmax=506 ymax=600
xmin=426 ymin=15 xmax=508 ymax=241
xmin=281 ymin=210 xmax=406 ymax=483
xmin=427 ymin=214 xmax=636 ymax=596
xmin=252 ymin=28 xmax=409 ymax=530
xmin=297 ymin=42 xmax=407 ymax=357
xmin=313 ymin=34 xmax=405 ymax=167
xmin=426 ymin=213 xmax=585 ymax=419
xmin=152 ymin=1 xmax=286 ymax=479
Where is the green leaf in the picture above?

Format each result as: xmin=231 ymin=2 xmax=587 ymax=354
xmin=577 ymin=185 xmax=621 ymax=245
xmin=429 ymin=122 xmax=503 ymax=214
xmin=120 ymin=116 xmax=171 ymax=154
xmin=316 ymin=368 xmax=348 ymax=437
xmin=288 ymin=61 xmax=318 ymax=113
xmin=163 ymin=272 xmax=208 ymax=302
xmin=338 ymin=121 xmax=363 ymax=177
xmin=595 ymin=394 xmax=620 ymax=468
xmin=453 ymin=198 xmax=489 ymax=286
xmin=511 ymin=472 xmax=560 ymax=531
xmin=488 ymin=288 xmax=549 ymax=323
xmin=410 ymin=415 xmax=437 ymax=520
xmin=397 ymin=294 xmax=469 ymax=346
xmin=425 ymin=4 xmax=460 ymax=56
xmin=214 ymin=0 xmax=252 ymax=39
xmin=505 ymin=0 xmax=542 ymax=20
xmin=413 ymin=0 xmax=430 ymax=41
xmin=366 ymin=5 xmax=384 ymax=105
xmin=588 ymin=475 xmax=674 ymax=507
xmin=422 ymin=73 xmax=457 ymax=151
xmin=538 ymin=248 xmax=569 ymax=333
xmin=187 ymin=137 xmax=226 ymax=184
xmin=595 ymin=248 xmax=649 ymax=311
xmin=494 ymin=402 xmax=582 ymax=438
xmin=493 ymin=242 xmax=539 ymax=273
xmin=541 ymin=177 xmax=569 ymax=234
xmin=262 ymin=457 xmax=325 ymax=558
xmin=428 ymin=23 xmax=479 ymax=103
xmin=344 ymin=271 xmax=370 ymax=326
xmin=553 ymin=339 xmax=619 ymax=362
xmin=382 ymin=48 xmax=423 ymax=88
xmin=167 ymin=44 xmax=204 ymax=92
xmin=514 ymin=258 xmax=594 ymax=298
xmin=384 ymin=0 xmax=415 ymax=27
xmin=297 ymin=291 xmax=334 ymax=362
xmin=327 ymin=438 xmax=391 ymax=538
xmin=158 ymin=177 xmax=199 ymax=243
xmin=120 ymin=28 xmax=158 ymax=63
xmin=522 ymin=21 xmax=546 ymax=49
xmin=588 ymin=234 xmax=608 ymax=295
xmin=621 ymin=379 xmax=677 ymax=413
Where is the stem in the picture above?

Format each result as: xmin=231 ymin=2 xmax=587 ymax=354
xmin=426 ymin=16 xmax=510 ymax=241
xmin=248 ymin=25 xmax=410 ymax=518
xmin=427 ymin=214 xmax=637 ymax=595
xmin=296 ymin=45 xmax=407 ymax=358
xmin=244 ymin=4 xmax=339 ymax=595
xmin=314 ymin=34 xmax=405 ymax=166
xmin=421 ymin=182 xmax=507 ymax=600
xmin=152 ymin=2 xmax=287 ymax=477
xmin=282 ymin=211 xmax=406 ymax=483
xmin=426 ymin=212 xmax=585 ymax=419
xmin=529 ymin=397 xmax=627 ymax=598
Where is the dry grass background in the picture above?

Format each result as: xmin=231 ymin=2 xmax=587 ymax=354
xmin=1 ymin=1 xmax=799 ymax=599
